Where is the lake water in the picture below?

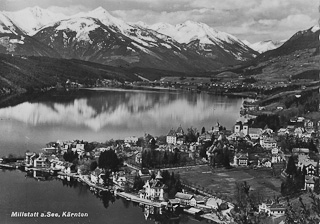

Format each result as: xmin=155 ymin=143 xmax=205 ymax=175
xmin=0 ymin=88 xmax=243 ymax=223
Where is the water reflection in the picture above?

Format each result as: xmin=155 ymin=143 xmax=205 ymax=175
xmin=0 ymin=89 xmax=243 ymax=156
xmin=0 ymin=89 xmax=242 ymax=131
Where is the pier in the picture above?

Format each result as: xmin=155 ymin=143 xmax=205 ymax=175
xmin=117 ymin=192 xmax=163 ymax=208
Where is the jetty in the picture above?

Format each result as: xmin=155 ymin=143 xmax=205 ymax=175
xmin=117 ymin=192 xmax=163 ymax=208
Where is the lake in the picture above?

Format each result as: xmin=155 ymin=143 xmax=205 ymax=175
xmin=0 ymin=88 xmax=243 ymax=223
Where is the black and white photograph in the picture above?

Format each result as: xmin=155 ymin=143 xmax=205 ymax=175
xmin=0 ymin=0 xmax=319 ymax=223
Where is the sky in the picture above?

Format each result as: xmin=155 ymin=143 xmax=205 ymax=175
xmin=0 ymin=0 xmax=319 ymax=43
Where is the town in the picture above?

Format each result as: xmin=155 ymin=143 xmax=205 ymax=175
xmin=1 ymin=108 xmax=320 ymax=224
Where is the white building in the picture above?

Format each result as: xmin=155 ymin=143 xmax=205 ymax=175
xmin=125 ymin=136 xmax=139 ymax=145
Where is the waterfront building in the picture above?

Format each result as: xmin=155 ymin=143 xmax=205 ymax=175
xmin=33 ymin=153 xmax=49 ymax=168
xmin=174 ymin=192 xmax=194 ymax=206
xmin=25 ymin=152 xmax=36 ymax=167
xmin=90 ymin=168 xmax=105 ymax=185
xmin=140 ymin=171 xmax=167 ymax=201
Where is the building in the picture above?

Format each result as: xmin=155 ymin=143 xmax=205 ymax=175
xmin=174 ymin=192 xmax=194 ymax=206
xmin=166 ymin=129 xmax=177 ymax=144
xmin=140 ymin=171 xmax=167 ymax=201
xmin=305 ymin=175 xmax=318 ymax=191
xmin=234 ymin=153 xmax=249 ymax=166
xmin=234 ymin=121 xmax=242 ymax=133
xmin=259 ymin=203 xmax=286 ymax=216
xmin=113 ymin=173 xmax=127 ymax=187
xmin=259 ymin=158 xmax=272 ymax=168
xmin=25 ymin=152 xmax=36 ymax=167
xmin=90 ymin=168 xmax=105 ymax=185
xmin=260 ymin=137 xmax=277 ymax=149
xmin=166 ymin=126 xmax=185 ymax=145
xmin=125 ymin=136 xmax=139 ymax=145
xmin=292 ymin=148 xmax=309 ymax=155
xmin=33 ymin=154 xmax=49 ymax=168
xmin=206 ymin=197 xmax=223 ymax=210
xmin=248 ymin=128 xmax=262 ymax=140
xmin=135 ymin=152 xmax=142 ymax=164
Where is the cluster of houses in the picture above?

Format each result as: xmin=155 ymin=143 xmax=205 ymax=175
xmin=138 ymin=170 xmax=230 ymax=215
xmin=18 ymin=114 xmax=320 ymax=222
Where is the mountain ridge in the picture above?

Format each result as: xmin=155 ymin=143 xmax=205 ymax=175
xmin=0 ymin=6 xmax=258 ymax=72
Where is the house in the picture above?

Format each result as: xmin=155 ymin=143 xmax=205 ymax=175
xmin=304 ymin=119 xmax=314 ymax=129
xmin=166 ymin=129 xmax=177 ymax=144
xmin=198 ymin=132 xmax=212 ymax=143
xmin=317 ymin=120 xmax=320 ymax=131
xmin=166 ymin=126 xmax=185 ymax=145
xmin=248 ymin=128 xmax=262 ymax=140
xmin=259 ymin=158 xmax=272 ymax=168
xmin=234 ymin=153 xmax=249 ymax=166
xmin=190 ymin=195 xmax=206 ymax=207
xmin=175 ymin=192 xmax=194 ymax=206
xmin=213 ymin=122 xmax=221 ymax=132
xmin=139 ymin=168 xmax=150 ymax=177
xmin=206 ymin=197 xmax=223 ymax=210
xmin=294 ymin=127 xmax=304 ymax=137
xmin=140 ymin=171 xmax=167 ymax=201
xmin=259 ymin=203 xmax=286 ymax=216
xmin=277 ymin=128 xmax=289 ymax=136
xmin=124 ymin=136 xmax=139 ymax=145
xmin=90 ymin=168 xmax=105 ymax=185
xmin=292 ymin=148 xmax=309 ymax=155
xmin=305 ymin=175 xmax=318 ymax=191
xmin=167 ymin=199 xmax=180 ymax=212
xmin=62 ymin=162 xmax=74 ymax=174
xmin=25 ymin=152 xmax=36 ymax=167
xmin=260 ymin=137 xmax=277 ymax=149
xmin=33 ymin=154 xmax=49 ymax=168
xmin=304 ymin=163 xmax=317 ymax=176
xmin=135 ymin=152 xmax=142 ymax=164
xmin=42 ymin=147 xmax=57 ymax=154
xmin=272 ymin=149 xmax=283 ymax=163
xmin=113 ymin=173 xmax=127 ymax=187
xmin=234 ymin=121 xmax=242 ymax=133
xmin=297 ymin=155 xmax=318 ymax=176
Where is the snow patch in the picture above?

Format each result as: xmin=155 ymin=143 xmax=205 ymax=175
xmin=160 ymin=43 xmax=172 ymax=49
xmin=311 ymin=25 xmax=320 ymax=33
xmin=4 ymin=6 xmax=66 ymax=35
xmin=56 ymin=18 xmax=99 ymax=42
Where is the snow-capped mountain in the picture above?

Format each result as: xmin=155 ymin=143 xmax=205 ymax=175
xmin=35 ymin=16 xmax=223 ymax=71
xmin=2 ymin=6 xmax=258 ymax=71
xmin=249 ymin=40 xmax=285 ymax=53
xmin=257 ymin=25 xmax=320 ymax=61
xmin=0 ymin=11 xmax=60 ymax=57
xmin=3 ymin=6 xmax=66 ymax=35
xmin=0 ymin=12 xmax=23 ymax=35
xmin=148 ymin=21 xmax=258 ymax=61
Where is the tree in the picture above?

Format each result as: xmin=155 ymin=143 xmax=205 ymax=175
xmin=186 ymin=127 xmax=198 ymax=143
xmin=286 ymin=156 xmax=297 ymax=177
xmin=90 ymin=161 xmax=98 ymax=171
xmin=133 ymin=175 xmax=144 ymax=190
xmin=63 ymin=150 xmax=78 ymax=163
xmin=285 ymin=193 xmax=320 ymax=224
xmin=98 ymin=149 xmax=120 ymax=171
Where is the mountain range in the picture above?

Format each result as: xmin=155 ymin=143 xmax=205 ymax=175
xmin=245 ymin=40 xmax=286 ymax=53
xmin=0 ymin=6 xmax=319 ymax=85
xmin=0 ymin=6 xmax=258 ymax=72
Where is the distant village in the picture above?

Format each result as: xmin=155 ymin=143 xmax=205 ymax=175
xmin=1 ymin=112 xmax=320 ymax=223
